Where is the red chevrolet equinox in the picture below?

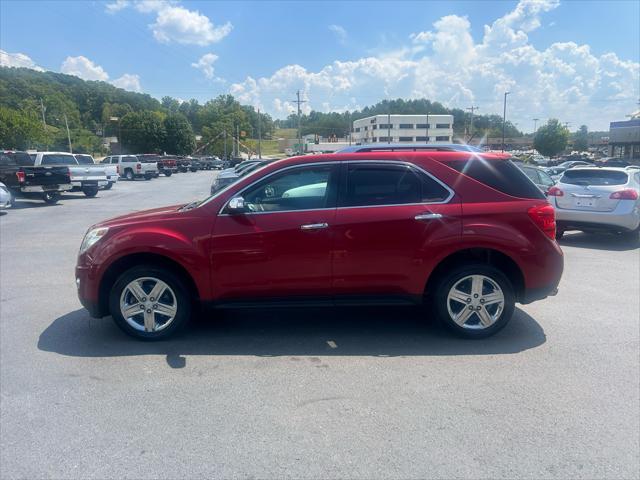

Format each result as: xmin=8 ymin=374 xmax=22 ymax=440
xmin=76 ymin=145 xmax=563 ymax=340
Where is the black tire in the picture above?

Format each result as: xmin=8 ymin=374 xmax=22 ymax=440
xmin=82 ymin=186 xmax=99 ymax=197
xmin=164 ymin=171 xmax=172 ymax=177
xmin=42 ymin=192 xmax=60 ymax=204
xmin=433 ymin=263 xmax=515 ymax=339
xmin=145 ymin=175 xmax=152 ymax=181
xmin=104 ymin=182 xmax=113 ymax=190
xmin=109 ymin=265 xmax=192 ymax=340
xmin=621 ymin=227 xmax=640 ymax=242
xmin=555 ymin=228 xmax=565 ymax=240
xmin=125 ymin=169 xmax=134 ymax=181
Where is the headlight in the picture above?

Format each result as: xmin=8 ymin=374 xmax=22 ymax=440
xmin=79 ymin=227 xmax=109 ymax=255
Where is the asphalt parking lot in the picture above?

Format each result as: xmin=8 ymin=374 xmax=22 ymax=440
xmin=1 ymin=171 xmax=638 ymax=479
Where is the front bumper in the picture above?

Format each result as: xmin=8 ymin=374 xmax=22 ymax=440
xmin=76 ymin=264 xmax=105 ymax=318
xmin=554 ymin=200 xmax=640 ymax=232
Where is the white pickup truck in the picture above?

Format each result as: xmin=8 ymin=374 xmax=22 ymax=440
xmin=102 ymin=155 xmax=159 ymax=180
xmin=75 ymin=154 xmax=118 ymax=189
xmin=31 ymin=151 xmax=108 ymax=197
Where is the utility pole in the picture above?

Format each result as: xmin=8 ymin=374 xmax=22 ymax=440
xmin=63 ymin=113 xmax=72 ymax=153
xmin=466 ymin=106 xmax=479 ymax=140
xmin=426 ymin=112 xmax=429 ymax=143
xmin=533 ymin=118 xmax=539 ymax=134
xmin=257 ymin=108 xmax=262 ymax=159
xmin=387 ymin=109 xmax=391 ymax=144
xmin=224 ymin=129 xmax=227 ymax=161
xmin=502 ymin=92 xmax=510 ymax=152
xmin=236 ymin=124 xmax=240 ymax=158
xmin=292 ymin=90 xmax=306 ymax=154
xmin=39 ymin=98 xmax=48 ymax=149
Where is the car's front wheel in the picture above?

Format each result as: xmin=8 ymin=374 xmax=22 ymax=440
xmin=433 ymin=264 xmax=515 ymax=338
xmin=109 ymin=265 xmax=192 ymax=340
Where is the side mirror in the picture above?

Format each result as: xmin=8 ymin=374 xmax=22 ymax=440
xmin=227 ymin=196 xmax=246 ymax=213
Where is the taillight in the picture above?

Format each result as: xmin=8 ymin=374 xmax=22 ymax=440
xmin=528 ymin=203 xmax=556 ymax=240
xmin=16 ymin=171 xmax=25 ymax=183
xmin=136 ymin=163 xmax=142 ymax=170
xmin=547 ymin=186 xmax=563 ymax=196
xmin=610 ymin=189 xmax=638 ymax=200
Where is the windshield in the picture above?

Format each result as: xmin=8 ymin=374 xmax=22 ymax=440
xmin=561 ymin=169 xmax=628 ymax=186
xmin=74 ymin=155 xmax=94 ymax=165
xmin=41 ymin=154 xmax=78 ymax=165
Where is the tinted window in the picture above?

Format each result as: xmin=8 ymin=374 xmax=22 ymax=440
xmin=538 ymin=170 xmax=555 ymax=187
xmin=561 ymin=169 xmax=628 ymax=186
xmin=342 ymin=164 xmax=449 ymax=207
xmin=448 ymin=158 xmax=545 ymax=199
xmin=124 ymin=156 xmax=138 ymax=162
xmin=0 ymin=152 xmax=33 ymax=166
xmin=41 ymin=154 xmax=78 ymax=165
xmin=241 ymin=165 xmax=335 ymax=212
xmin=75 ymin=155 xmax=94 ymax=165
xmin=521 ymin=167 xmax=541 ymax=184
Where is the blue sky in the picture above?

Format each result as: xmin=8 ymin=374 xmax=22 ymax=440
xmin=1 ymin=0 xmax=639 ymax=131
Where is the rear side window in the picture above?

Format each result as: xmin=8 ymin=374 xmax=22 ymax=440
xmin=0 ymin=152 xmax=33 ymax=166
xmin=75 ymin=155 xmax=94 ymax=165
xmin=341 ymin=164 xmax=450 ymax=207
xmin=448 ymin=159 xmax=545 ymax=199
xmin=561 ymin=169 xmax=628 ymax=186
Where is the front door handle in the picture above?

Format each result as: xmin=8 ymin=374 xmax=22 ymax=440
xmin=300 ymin=222 xmax=329 ymax=230
xmin=415 ymin=213 xmax=443 ymax=221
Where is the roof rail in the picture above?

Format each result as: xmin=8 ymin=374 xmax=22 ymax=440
xmin=336 ymin=143 xmax=484 ymax=154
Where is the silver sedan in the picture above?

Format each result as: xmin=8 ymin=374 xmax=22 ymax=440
xmin=548 ymin=166 xmax=640 ymax=240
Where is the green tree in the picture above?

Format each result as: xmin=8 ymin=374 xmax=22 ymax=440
xmin=120 ymin=111 xmax=166 ymax=153
xmin=573 ymin=125 xmax=589 ymax=152
xmin=0 ymin=106 xmax=46 ymax=150
xmin=533 ymin=119 xmax=569 ymax=157
xmin=163 ymin=113 xmax=196 ymax=154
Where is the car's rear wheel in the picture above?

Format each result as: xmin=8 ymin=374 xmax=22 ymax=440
xmin=82 ymin=186 xmax=99 ymax=197
xmin=104 ymin=182 xmax=113 ymax=190
xmin=109 ymin=265 xmax=191 ymax=340
xmin=42 ymin=192 xmax=60 ymax=204
xmin=125 ymin=169 xmax=134 ymax=181
xmin=434 ymin=264 xmax=515 ymax=338
xmin=164 ymin=171 xmax=172 ymax=177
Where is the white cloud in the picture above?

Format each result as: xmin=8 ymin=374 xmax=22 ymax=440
xmin=60 ymin=56 xmax=109 ymax=81
xmin=329 ymin=24 xmax=347 ymax=44
xmin=58 ymin=55 xmax=142 ymax=92
xmin=191 ymin=53 xmax=219 ymax=79
xmin=0 ymin=50 xmax=45 ymax=71
xmin=112 ymin=73 xmax=142 ymax=92
xmin=229 ymin=0 xmax=639 ymax=131
xmin=106 ymin=0 xmax=232 ymax=46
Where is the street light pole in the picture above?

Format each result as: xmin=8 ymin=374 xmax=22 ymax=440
xmin=502 ymin=92 xmax=510 ymax=153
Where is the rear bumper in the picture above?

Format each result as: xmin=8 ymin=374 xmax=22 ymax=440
xmin=21 ymin=184 xmax=72 ymax=193
xmin=71 ymin=180 xmax=108 ymax=188
xmin=555 ymin=201 xmax=640 ymax=232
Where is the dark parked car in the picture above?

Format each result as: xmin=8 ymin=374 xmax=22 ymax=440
xmin=516 ymin=164 xmax=556 ymax=195
xmin=0 ymin=150 xmax=72 ymax=204
xmin=77 ymin=145 xmax=563 ymax=341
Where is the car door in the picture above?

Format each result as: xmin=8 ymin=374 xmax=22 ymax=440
xmin=332 ymin=161 xmax=461 ymax=301
xmin=211 ymin=162 xmax=339 ymax=302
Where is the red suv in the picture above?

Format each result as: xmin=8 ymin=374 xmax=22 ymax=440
xmin=76 ymin=145 xmax=563 ymax=340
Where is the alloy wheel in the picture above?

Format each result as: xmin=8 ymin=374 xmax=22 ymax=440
xmin=119 ymin=277 xmax=178 ymax=332
xmin=446 ymin=274 xmax=505 ymax=330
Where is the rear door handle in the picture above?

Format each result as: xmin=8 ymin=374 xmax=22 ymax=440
xmin=300 ymin=222 xmax=329 ymax=230
xmin=415 ymin=213 xmax=443 ymax=221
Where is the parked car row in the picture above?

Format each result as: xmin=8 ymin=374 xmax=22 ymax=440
xmin=0 ymin=149 xmax=218 ymax=208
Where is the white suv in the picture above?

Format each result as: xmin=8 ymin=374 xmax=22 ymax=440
xmin=103 ymin=155 xmax=158 ymax=181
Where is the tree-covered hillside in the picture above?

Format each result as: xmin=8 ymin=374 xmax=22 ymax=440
xmin=0 ymin=66 xmax=521 ymax=156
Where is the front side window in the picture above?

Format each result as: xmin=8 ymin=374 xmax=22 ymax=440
xmin=239 ymin=165 xmax=335 ymax=213
xmin=341 ymin=164 xmax=450 ymax=207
